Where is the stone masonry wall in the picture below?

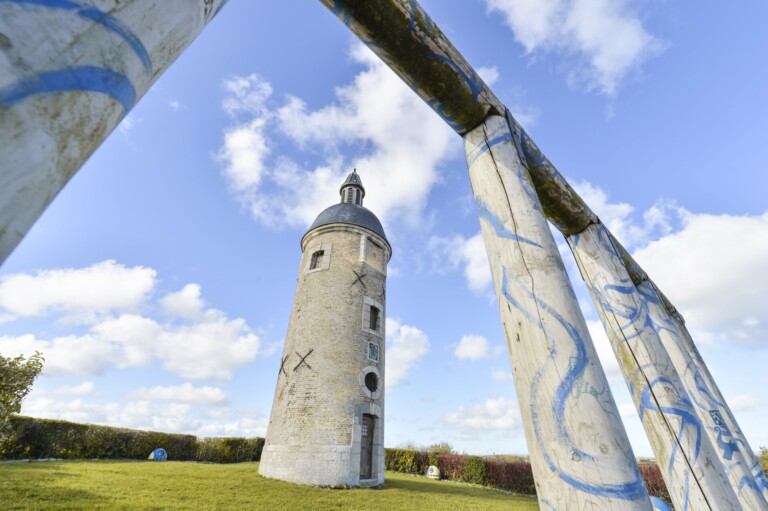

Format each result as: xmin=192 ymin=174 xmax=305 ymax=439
xmin=259 ymin=223 xmax=389 ymax=487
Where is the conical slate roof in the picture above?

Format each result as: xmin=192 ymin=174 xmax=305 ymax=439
xmin=339 ymin=169 xmax=365 ymax=196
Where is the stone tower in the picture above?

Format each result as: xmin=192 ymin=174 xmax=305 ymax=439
xmin=259 ymin=171 xmax=391 ymax=487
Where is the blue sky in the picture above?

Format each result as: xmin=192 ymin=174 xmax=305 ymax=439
xmin=1 ymin=0 xmax=767 ymax=457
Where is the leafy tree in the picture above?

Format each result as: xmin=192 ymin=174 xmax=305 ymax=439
xmin=426 ymin=442 xmax=454 ymax=454
xmin=1 ymin=352 xmax=44 ymax=435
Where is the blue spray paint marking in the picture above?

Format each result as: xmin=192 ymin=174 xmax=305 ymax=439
xmin=596 ymin=224 xmax=620 ymax=257
xmin=501 ymin=269 xmax=542 ymax=327
xmin=751 ymin=462 xmax=768 ymax=491
xmin=715 ymin=427 xmax=739 ymax=461
xmin=636 ymin=282 xmax=662 ymax=304
xmin=738 ymin=474 xmax=761 ymax=494
xmin=501 ymin=268 xmax=648 ymax=500
xmin=638 ymin=378 xmax=696 ymax=511
xmin=0 ymin=66 xmax=135 ymax=112
xmin=571 ymin=233 xmax=581 ymax=247
xmin=709 ymin=409 xmax=741 ymax=461
xmin=476 ymin=199 xmax=544 ymax=249
xmin=593 ymin=281 xmax=640 ymax=325
xmin=640 ymin=377 xmax=703 ymax=464
xmin=407 ymin=0 xmax=434 ymax=44
xmin=466 ymin=132 xmax=512 ymax=167
xmin=518 ymin=163 xmax=540 ymax=206
xmin=514 ymin=278 xmax=590 ymax=454
xmin=539 ymin=499 xmax=559 ymax=511
xmin=4 ymin=0 xmax=152 ymax=75
xmin=686 ymin=363 xmax=726 ymax=410
xmin=425 ymin=98 xmax=465 ymax=132
xmin=424 ymin=51 xmax=484 ymax=102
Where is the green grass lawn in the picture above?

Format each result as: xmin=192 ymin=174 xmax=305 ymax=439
xmin=0 ymin=461 xmax=540 ymax=510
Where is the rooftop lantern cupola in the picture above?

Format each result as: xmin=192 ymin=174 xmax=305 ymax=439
xmin=340 ymin=169 xmax=365 ymax=206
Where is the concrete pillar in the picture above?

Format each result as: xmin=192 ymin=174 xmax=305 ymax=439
xmin=0 ymin=0 xmax=229 ymax=263
xmin=567 ymin=223 xmax=742 ymax=511
xmin=464 ymin=115 xmax=651 ymax=510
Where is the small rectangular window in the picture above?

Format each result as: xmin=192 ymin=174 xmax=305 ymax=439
xmin=368 ymin=342 xmax=380 ymax=362
xmin=310 ymin=250 xmax=324 ymax=270
xmin=369 ymin=306 xmax=380 ymax=332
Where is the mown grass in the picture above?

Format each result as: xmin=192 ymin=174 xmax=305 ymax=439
xmin=0 ymin=461 xmax=540 ymax=510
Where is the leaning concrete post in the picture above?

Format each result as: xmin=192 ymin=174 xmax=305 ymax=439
xmin=0 ymin=0 xmax=229 ymax=263
xmin=567 ymin=223 xmax=741 ymax=511
xmin=659 ymin=299 xmax=768 ymax=504
xmin=464 ymin=115 xmax=651 ymax=510
xmin=635 ymin=281 xmax=768 ymax=509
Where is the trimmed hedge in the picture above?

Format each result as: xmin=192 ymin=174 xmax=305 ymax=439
xmin=194 ymin=437 xmax=265 ymax=463
xmin=0 ymin=416 xmax=263 ymax=463
xmin=384 ymin=448 xmax=430 ymax=474
xmin=485 ymin=458 xmax=536 ymax=495
xmin=385 ymin=447 xmax=672 ymax=501
xmin=385 ymin=449 xmax=533 ymax=495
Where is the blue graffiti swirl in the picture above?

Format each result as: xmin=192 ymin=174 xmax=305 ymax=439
xmin=476 ymin=199 xmax=543 ymax=249
xmin=3 ymin=0 xmax=152 ymax=75
xmin=501 ymin=268 xmax=648 ymax=500
xmin=0 ymin=66 xmax=135 ymax=112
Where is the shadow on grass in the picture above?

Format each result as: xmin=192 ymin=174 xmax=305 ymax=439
xmin=381 ymin=472 xmax=537 ymax=505
xmin=385 ymin=476 xmax=493 ymax=496
xmin=0 ymin=463 xmax=108 ymax=510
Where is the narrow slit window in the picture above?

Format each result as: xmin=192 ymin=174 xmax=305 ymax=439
xmin=310 ymin=250 xmax=325 ymax=270
xmin=369 ymin=306 xmax=380 ymax=332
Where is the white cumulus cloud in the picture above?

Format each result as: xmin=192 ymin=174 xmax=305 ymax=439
xmin=130 ymin=383 xmax=227 ymax=405
xmin=572 ymin=180 xmax=682 ymax=249
xmin=633 ymin=211 xmax=768 ymax=347
xmin=0 ymin=264 xmax=262 ymax=381
xmin=485 ymin=0 xmax=662 ymax=95
xmin=160 ymin=283 xmax=207 ymax=320
xmin=455 ymin=334 xmax=490 ymax=361
xmin=217 ymin=44 xmax=456 ymax=230
xmin=444 ymin=396 xmax=521 ymax=433
xmin=54 ymin=381 xmax=96 ymax=396
xmin=0 ymin=260 xmax=156 ymax=322
xmin=429 ymin=232 xmax=492 ymax=294
xmin=385 ymin=318 xmax=430 ymax=390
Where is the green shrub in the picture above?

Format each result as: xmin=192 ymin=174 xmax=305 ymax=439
xmin=195 ymin=437 xmax=264 ymax=463
xmin=384 ymin=448 xmax=429 ymax=474
xmin=461 ymin=455 xmax=488 ymax=485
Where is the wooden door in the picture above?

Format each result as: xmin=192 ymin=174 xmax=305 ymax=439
xmin=360 ymin=414 xmax=374 ymax=479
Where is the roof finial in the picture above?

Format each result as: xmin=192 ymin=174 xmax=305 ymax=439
xmin=340 ymin=169 xmax=365 ymax=206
